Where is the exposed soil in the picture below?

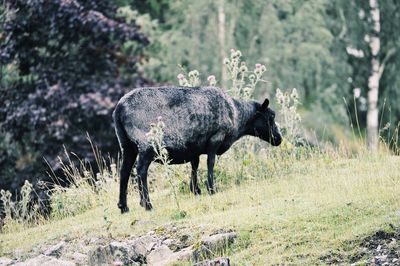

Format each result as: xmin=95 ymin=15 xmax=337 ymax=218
xmin=321 ymin=224 xmax=400 ymax=265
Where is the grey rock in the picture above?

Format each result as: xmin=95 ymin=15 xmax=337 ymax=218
xmin=88 ymin=245 xmax=113 ymax=266
xmin=43 ymin=241 xmax=65 ymax=257
xmin=194 ymin=257 xmax=231 ymax=266
xmin=173 ymin=246 xmax=193 ymax=261
xmin=193 ymin=232 xmax=237 ymax=262
xmin=202 ymin=232 xmax=237 ymax=249
xmin=88 ymin=241 xmax=143 ymax=266
xmin=66 ymin=252 xmax=88 ymax=265
xmin=130 ymin=234 xmax=159 ymax=256
xmin=0 ymin=257 xmax=14 ymax=266
xmin=14 ymin=255 xmax=74 ymax=266
xmin=146 ymin=245 xmax=193 ymax=266
xmin=146 ymin=245 xmax=174 ymax=266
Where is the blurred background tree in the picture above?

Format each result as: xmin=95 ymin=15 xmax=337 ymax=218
xmin=335 ymin=0 xmax=400 ymax=151
xmin=0 ymin=0 xmax=399 ymax=194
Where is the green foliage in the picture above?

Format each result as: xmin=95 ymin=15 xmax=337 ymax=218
xmin=139 ymin=0 xmax=350 ymax=114
xmin=0 ymin=0 xmax=149 ymax=194
xmin=335 ymin=0 xmax=400 ymax=145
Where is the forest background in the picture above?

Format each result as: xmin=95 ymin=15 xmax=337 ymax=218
xmin=1 ymin=0 xmax=399 ymax=194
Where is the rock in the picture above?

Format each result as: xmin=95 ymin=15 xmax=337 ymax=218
xmin=14 ymin=255 xmax=74 ymax=266
xmin=44 ymin=241 xmax=65 ymax=257
xmin=202 ymin=232 xmax=237 ymax=250
xmin=88 ymin=245 xmax=113 ymax=266
xmin=193 ymin=257 xmax=231 ymax=266
xmin=193 ymin=232 xmax=237 ymax=262
xmin=173 ymin=246 xmax=193 ymax=261
xmin=130 ymin=234 xmax=159 ymax=256
xmin=88 ymin=241 xmax=142 ymax=266
xmin=146 ymin=245 xmax=193 ymax=266
xmin=147 ymin=245 xmax=174 ymax=265
xmin=0 ymin=257 xmax=14 ymax=266
xmin=68 ymin=252 xmax=87 ymax=265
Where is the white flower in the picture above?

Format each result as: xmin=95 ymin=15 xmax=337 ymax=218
xmin=290 ymin=88 xmax=299 ymax=99
xmin=188 ymin=70 xmax=199 ymax=78
xmin=207 ymin=75 xmax=217 ymax=86
xmin=239 ymin=65 xmax=248 ymax=72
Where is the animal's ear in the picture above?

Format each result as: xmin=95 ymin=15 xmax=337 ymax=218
xmin=260 ymin=98 xmax=269 ymax=111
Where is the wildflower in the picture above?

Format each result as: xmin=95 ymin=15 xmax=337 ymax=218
xmin=223 ymin=58 xmax=230 ymax=65
xmin=382 ymin=122 xmax=390 ymax=131
xmin=255 ymin=63 xmax=262 ymax=68
xmin=230 ymin=48 xmax=235 ymax=53
xmin=158 ymin=120 xmax=165 ymax=129
xmin=233 ymin=50 xmax=242 ymax=59
xmin=188 ymin=70 xmax=199 ymax=78
xmin=239 ymin=65 xmax=248 ymax=73
xmin=207 ymin=75 xmax=217 ymax=86
xmin=290 ymin=88 xmax=299 ymax=100
xmin=276 ymin=89 xmax=284 ymax=104
xmin=243 ymin=87 xmax=252 ymax=95
xmin=178 ymin=78 xmax=188 ymax=86
xmin=177 ymin=73 xmax=185 ymax=80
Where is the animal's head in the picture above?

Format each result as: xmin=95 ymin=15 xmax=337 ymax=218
xmin=252 ymin=98 xmax=282 ymax=146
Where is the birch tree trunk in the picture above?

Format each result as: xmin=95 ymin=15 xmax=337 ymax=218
xmin=218 ymin=0 xmax=227 ymax=89
xmin=367 ymin=0 xmax=381 ymax=152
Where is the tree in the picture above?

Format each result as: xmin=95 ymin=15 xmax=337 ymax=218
xmin=0 ymin=0 xmax=149 ymax=191
xmin=366 ymin=0 xmax=381 ymax=151
xmin=338 ymin=0 xmax=399 ymax=151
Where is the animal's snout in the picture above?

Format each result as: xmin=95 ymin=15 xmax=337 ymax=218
xmin=272 ymin=134 xmax=282 ymax=146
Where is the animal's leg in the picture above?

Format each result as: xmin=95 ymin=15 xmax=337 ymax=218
xmin=190 ymin=156 xmax=201 ymax=195
xmin=136 ymin=153 xmax=153 ymax=210
xmin=206 ymin=153 xmax=216 ymax=194
xmin=206 ymin=131 xmax=225 ymax=194
xmin=118 ymin=143 xmax=138 ymax=214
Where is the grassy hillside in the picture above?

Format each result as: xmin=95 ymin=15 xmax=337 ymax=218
xmin=1 ymin=147 xmax=399 ymax=265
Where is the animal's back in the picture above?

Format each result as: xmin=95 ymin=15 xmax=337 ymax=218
xmin=115 ymin=86 xmax=237 ymax=154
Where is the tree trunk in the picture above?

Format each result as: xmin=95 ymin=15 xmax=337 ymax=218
xmin=218 ymin=0 xmax=227 ymax=89
xmin=367 ymin=0 xmax=381 ymax=152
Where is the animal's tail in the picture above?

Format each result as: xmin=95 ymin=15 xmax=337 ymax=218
xmin=113 ymin=105 xmax=130 ymax=150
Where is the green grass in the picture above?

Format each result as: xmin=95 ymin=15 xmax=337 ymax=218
xmin=1 ymin=153 xmax=400 ymax=265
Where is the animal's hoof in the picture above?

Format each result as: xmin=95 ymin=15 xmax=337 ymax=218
xmin=190 ymin=185 xmax=202 ymax=195
xmin=140 ymin=199 xmax=153 ymax=210
xmin=145 ymin=202 xmax=153 ymax=211
xmin=207 ymin=188 xmax=215 ymax=195
xmin=118 ymin=203 xmax=129 ymax=214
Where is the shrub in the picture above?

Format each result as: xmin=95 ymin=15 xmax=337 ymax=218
xmin=0 ymin=0 xmax=149 ymax=193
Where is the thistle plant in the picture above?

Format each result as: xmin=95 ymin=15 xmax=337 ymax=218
xmin=146 ymin=117 xmax=181 ymax=210
xmin=275 ymin=88 xmax=302 ymax=144
xmin=177 ymin=70 xmax=201 ymax=87
xmin=223 ymin=48 xmax=267 ymax=99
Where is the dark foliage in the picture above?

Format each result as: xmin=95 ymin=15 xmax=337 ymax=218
xmin=0 ymin=0 xmax=149 ymax=191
